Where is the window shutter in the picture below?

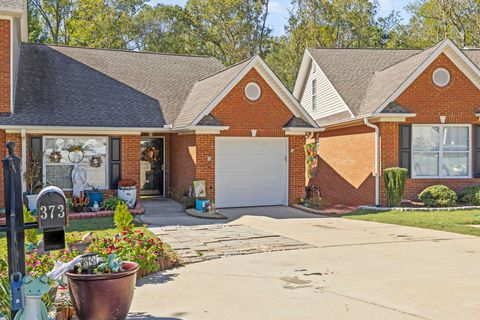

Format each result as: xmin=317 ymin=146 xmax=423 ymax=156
xmin=109 ymin=137 xmax=121 ymax=188
xmin=475 ymin=125 xmax=480 ymax=178
xmin=30 ymin=136 xmax=43 ymax=188
xmin=399 ymin=124 xmax=412 ymax=176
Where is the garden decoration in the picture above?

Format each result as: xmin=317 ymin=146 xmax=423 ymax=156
xmin=71 ymin=152 xmax=87 ymax=198
xmin=87 ymin=185 xmax=103 ymax=208
xmin=66 ymin=253 xmax=139 ymax=320
xmin=141 ymin=146 xmax=157 ymax=163
xmin=13 ymin=275 xmax=51 ymax=320
xmin=305 ymin=142 xmax=318 ymax=179
xmin=89 ymin=155 xmax=103 ymax=168
xmin=48 ymin=151 xmax=62 ymax=163
xmin=117 ymin=179 xmax=137 ymax=208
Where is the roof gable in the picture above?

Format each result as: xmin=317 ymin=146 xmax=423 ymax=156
xmin=372 ymin=39 xmax=480 ymax=114
xmin=175 ymin=55 xmax=318 ymax=129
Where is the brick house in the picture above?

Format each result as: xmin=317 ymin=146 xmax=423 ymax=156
xmin=294 ymin=39 xmax=480 ymax=206
xmin=0 ymin=2 xmax=320 ymax=208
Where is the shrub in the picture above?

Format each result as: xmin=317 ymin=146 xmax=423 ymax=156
xmin=458 ymin=185 xmax=480 ymax=205
xmin=87 ymin=227 xmax=178 ymax=275
xmin=114 ymin=201 xmax=133 ymax=231
xmin=305 ymin=197 xmax=325 ymax=210
xmin=180 ymin=196 xmax=195 ymax=210
xmin=102 ymin=196 xmax=122 ymax=211
xmin=418 ymin=185 xmax=457 ymax=207
xmin=23 ymin=206 xmax=38 ymax=245
xmin=383 ymin=167 xmax=408 ymax=207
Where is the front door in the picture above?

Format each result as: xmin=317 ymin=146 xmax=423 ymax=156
xmin=140 ymin=138 xmax=164 ymax=196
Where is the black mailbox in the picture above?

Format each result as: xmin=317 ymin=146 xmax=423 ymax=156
xmin=36 ymin=186 xmax=68 ymax=251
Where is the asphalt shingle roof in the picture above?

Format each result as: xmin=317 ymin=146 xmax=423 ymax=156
xmin=0 ymin=0 xmax=23 ymax=10
xmin=1 ymin=43 xmax=224 ymax=128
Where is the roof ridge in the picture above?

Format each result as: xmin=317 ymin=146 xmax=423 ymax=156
xmin=197 ymin=57 xmax=253 ymax=82
xmin=374 ymin=41 xmax=443 ymax=73
xmin=22 ymin=42 xmax=217 ymax=59
xmin=307 ymin=46 xmax=424 ymax=51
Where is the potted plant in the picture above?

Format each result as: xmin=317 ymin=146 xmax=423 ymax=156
xmin=87 ymin=185 xmax=103 ymax=209
xmin=117 ymin=179 xmax=137 ymax=208
xmin=66 ymin=254 xmax=139 ymax=320
xmin=24 ymin=154 xmax=43 ymax=212
xmin=71 ymin=193 xmax=90 ymax=212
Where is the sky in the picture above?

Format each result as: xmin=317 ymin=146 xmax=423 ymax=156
xmin=150 ymin=0 xmax=412 ymax=36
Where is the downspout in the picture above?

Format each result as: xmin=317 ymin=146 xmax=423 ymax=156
xmin=21 ymin=128 xmax=26 ymax=193
xmin=364 ymin=118 xmax=380 ymax=206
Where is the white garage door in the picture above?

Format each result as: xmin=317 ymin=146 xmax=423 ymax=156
xmin=215 ymin=137 xmax=288 ymax=208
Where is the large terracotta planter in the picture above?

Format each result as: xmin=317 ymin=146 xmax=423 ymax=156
xmin=66 ymin=262 xmax=139 ymax=320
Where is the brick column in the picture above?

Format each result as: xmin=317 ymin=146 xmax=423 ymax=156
xmin=195 ymin=134 xmax=215 ymax=201
xmin=289 ymin=135 xmax=306 ymax=204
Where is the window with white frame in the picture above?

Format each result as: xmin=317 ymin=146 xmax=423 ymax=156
xmin=412 ymin=125 xmax=470 ymax=178
xmin=43 ymin=137 xmax=108 ymax=189
xmin=312 ymin=79 xmax=317 ymax=111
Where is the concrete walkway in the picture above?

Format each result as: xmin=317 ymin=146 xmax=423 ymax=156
xmin=130 ymin=206 xmax=480 ymax=320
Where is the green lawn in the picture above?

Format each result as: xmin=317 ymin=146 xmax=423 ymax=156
xmin=344 ymin=209 xmax=480 ymax=236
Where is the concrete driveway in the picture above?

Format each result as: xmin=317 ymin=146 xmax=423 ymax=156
xmin=130 ymin=205 xmax=480 ymax=320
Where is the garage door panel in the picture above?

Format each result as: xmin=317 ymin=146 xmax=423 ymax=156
xmin=215 ymin=137 xmax=288 ymax=208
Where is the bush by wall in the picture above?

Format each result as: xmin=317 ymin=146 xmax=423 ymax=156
xmin=383 ymin=167 xmax=408 ymax=207
xmin=458 ymin=185 xmax=480 ymax=205
xmin=418 ymin=185 xmax=457 ymax=207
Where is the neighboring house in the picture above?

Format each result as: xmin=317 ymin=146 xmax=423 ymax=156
xmin=0 ymin=2 xmax=320 ymax=208
xmin=295 ymin=39 xmax=480 ymax=207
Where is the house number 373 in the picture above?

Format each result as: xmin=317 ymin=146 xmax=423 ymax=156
xmin=39 ymin=205 xmax=65 ymax=220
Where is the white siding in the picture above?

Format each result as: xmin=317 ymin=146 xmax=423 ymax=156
xmin=300 ymin=60 xmax=350 ymax=120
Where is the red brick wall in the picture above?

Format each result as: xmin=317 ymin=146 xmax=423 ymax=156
xmin=190 ymin=67 xmax=307 ymax=204
xmin=380 ymin=53 xmax=480 ymax=203
xmin=0 ymin=19 xmax=10 ymax=114
xmin=312 ymin=124 xmax=376 ymax=206
xmin=169 ymin=133 xmax=196 ymax=195
xmin=121 ymin=135 xmax=140 ymax=189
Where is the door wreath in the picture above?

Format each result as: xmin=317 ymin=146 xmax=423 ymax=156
xmin=48 ymin=151 xmax=62 ymax=163
xmin=89 ymin=155 xmax=103 ymax=168
xmin=68 ymin=145 xmax=85 ymax=163
xmin=141 ymin=147 xmax=157 ymax=163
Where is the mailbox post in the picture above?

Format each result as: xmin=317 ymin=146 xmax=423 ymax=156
xmin=0 ymin=142 xmax=69 ymax=319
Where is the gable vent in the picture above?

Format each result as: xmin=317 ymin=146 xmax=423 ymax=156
xmin=432 ymin=68 xmax=450 ymax=87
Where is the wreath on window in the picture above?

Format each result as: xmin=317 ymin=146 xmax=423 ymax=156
xmin=67 ymin=145 xmax=85 ymax=163
xmin=89 ymin=155 xmax=103 ymax=168
xmin=141 ymin=147 xmax=157 ymax=163
xmin=48 ymin=151 xmax=62 ymax=163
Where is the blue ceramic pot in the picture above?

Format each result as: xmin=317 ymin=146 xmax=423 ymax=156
xmin=87 ymin=191 xmax=103 ymax=208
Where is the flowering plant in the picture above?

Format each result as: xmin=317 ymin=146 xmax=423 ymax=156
xmin=88 ymin=227 xmax=177 ymax=274
xmin=25 ymin=249 xmax=80 ymax=278
xmin=71 ymin=193 xmax=90 ymax=209
xmin=118 ymin=179 xmax=137 ymax=187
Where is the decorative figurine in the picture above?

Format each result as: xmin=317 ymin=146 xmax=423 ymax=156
xmin=14 ymin=275 xmax=51 ymax=320
xmin=71 ymin=152 xmax=87 ymax=198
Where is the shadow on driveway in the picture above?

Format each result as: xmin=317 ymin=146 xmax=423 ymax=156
xmin=139 ymin=198 xmax=326 ymax=227
xmin=128 ymin=311 xmax=184 ymax=319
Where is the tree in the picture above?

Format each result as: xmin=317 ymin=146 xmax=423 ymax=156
xmin=405 ymin=0 xmax=480 ymax=48
xmin=184 ymin=0 xmax=272 ymax=65
xmin=134 ymin=4 xmax=192 ymax=54
xmin=29 ymin=0 xmax=74 ymax=44
xmin=67 ymin=0 xmax=146 ymax=49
